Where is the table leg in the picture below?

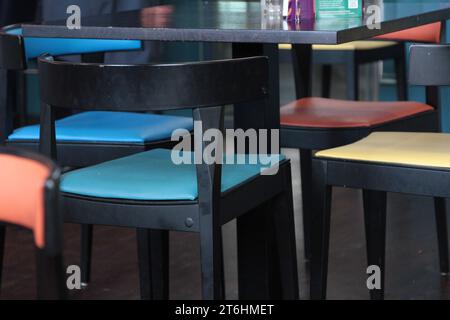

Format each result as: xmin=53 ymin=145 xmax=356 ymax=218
xmin=232 ymin=43 xmax=282 ymax=299
xmin=292 ymin=44 xmax=313 ymax=99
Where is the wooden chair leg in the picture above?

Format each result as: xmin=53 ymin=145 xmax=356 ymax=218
xmin=36 ymin=249 xmax=65 ymax=300
xmin=310 ymin=160 xmax=332 ymax=300
xmin=363 ymin=190 xmax=387 ymax=300
xmin=199 ymin=221 xmax=224 ymax=300
xmin=0 ymin=225 xmax=5 ymax=292
xmin=434 ymin=197 xmax=449 ymax=275
xmin=16 ymin=71 xmax=28 ymax=127
xmin=346 ymin=58 xmax=359 ymax=101
xmin=394 ymin=48 xmax=408 ymax=101
xmin=321 ymin=65 xmax=332 ymax=98
xmin=237 ymin=202 xmax=280 ymax=300
xmin=270 ymin=165 xmax=299 ymax=300
xmin=300 ymin=149 xmax=313 ymax=260
xmin=136 ymin=229 xmax=169 ymax=300
xmin=80 ymin=224 xmax=93 ymax=286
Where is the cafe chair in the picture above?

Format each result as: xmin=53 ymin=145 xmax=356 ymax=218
xmin=0 ymin=27 xmax=193 ymax=287
xmin=281 ymin=22 xmax=444 ymax=260
xmin=300 ymin=22 xmax=443 ymax=101
xmin=3 ymin=25 xmax=142 ymax=125
xmin=37 ymin=54 xmax=299 ymax=300
xmin=310 ymin=44 xmax=450 ymax=300
xmin=0 ymin=147 xmax=64 ymax=299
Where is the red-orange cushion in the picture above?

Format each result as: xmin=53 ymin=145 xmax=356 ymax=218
xmin=374 ymin=22 xmax=441 ymax=44
xmin=280 ymin=97 xmax=433 ymax=128
xmin=0 ymin=154 xmax=50 ymax=248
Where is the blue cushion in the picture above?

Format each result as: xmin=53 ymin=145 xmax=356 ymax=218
xmin=60 ymin=149 xmax=285 ymax=201
xmin=8 ymin=111 xmax=193 ymax=144
xmin=6 ymin=28 xmax=141 ymax=60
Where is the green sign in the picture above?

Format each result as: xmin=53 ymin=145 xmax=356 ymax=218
xmin=315 ymin=0 xmax=363 ymax=18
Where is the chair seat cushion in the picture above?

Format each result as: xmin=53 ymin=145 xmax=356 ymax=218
xmin=8 ymin=111 xmax=193 ymax=144
xmin=6 ymin=28 xmax=141 ymax=60
xmin=315 ymin=132 xmax=450 ymax=169
xmin=374 ymin=22 xmax=441 ymax=44
xmin=279 ymin=41 xmax=398 ymax=51
xmin=60 ymin=149 xmax=285 ymax=201
xmin=280 ymin=98 xmax=433 ymax=129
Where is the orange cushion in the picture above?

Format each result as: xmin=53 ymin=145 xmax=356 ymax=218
xmin=0 ymin=154 xmax=50 ymax=248
xmin=374 ymin=22 xmax=441 ymax=44
xmin=280 ymin=97 xmax=433 ymax=128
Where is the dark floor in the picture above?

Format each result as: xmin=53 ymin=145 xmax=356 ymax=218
xmin=1 ymin=158 xmax=449 ymax=300
xmin=1 ymin=59 xmax=449 ymax=300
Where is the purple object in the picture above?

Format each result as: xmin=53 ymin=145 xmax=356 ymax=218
xmin=287 ymin=0 xmax=315 ymax=21
xmin=299 ymin=0 xmax=315 ymax=19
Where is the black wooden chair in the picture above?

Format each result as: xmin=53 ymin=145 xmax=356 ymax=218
xmin=310 ymin=44 xmax=450 ymax=300
xmin=0 ymin=146 xmax=64 ymax=299
xmin=0 ymin=27 xmax=193 ymax=287
xmin=37 ymin=54 xmax=299 ymax=300
xmin=281 ymin=22 xmax=446 ymax=261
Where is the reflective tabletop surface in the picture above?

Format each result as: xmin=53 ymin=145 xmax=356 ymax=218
xmin=23 ymin=0 xmax=450 ymax=44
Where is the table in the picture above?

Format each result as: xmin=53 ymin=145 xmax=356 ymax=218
xmin=23 ymin=0 xmax=450 ymax=299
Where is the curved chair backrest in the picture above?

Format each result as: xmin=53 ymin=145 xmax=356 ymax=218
xmin=3 ymin=25 xmax=142 ymax=60
xmin=0 ymin=147 xmax=60 ymax=251
xmin=0 ymin=147 xmax=64 ymax=299
xmin=375 ymin=22 xmax=443 ymax=44
xmin=0 ymin=30 xmax=26 ymax=70
xmin=409 ymin=44 xmax=450 ymax=87
xmin=38 ymin=55 xmax=269 ymax=112
xmin=38 ymin=55 xmax=269 ymax=208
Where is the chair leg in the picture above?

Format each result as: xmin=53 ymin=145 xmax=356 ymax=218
xmin=300 ymin=149 xmax=313 ymax=260
xmin=199 ymin=221 xmax=224 ymax=300
xmin=0 ymin=225 xmax=5 ymax=292
xmin=16 ymin=71 xmax=27 ymax=127
xmin=321 ymin=65 xmax=332 ymax=98
xmin=434 ymin=197 xmax=449 ymax=275
xmin=36 ymin=249 xmax=65 ymax=300
xmin=237 ymin=202 xmax=280 ymax=299
xmin=394 ymin=49 xmax=408 ymax=101
xmin=136 ymin=229 xmax=169 ymax=300
xmin=363 ymin=190 xmax=387 ymax=300
xmin=270 ymin=165 xmax=299 ymax=300
xmin=310 ymin=160 xmax=332 ymax=300
xmin=80 ymin=224 xmax=93 ymax=286
xmin=346 ymin=58 xmax=359 ymax=100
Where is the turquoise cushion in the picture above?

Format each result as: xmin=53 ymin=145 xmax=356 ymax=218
xmin=60 ymin=149 xmax=285 ymax=201
xmin=6 ymin=28 xmax=141 ymax=60
xmin=8 ymin=111 xmax=193 ymax=144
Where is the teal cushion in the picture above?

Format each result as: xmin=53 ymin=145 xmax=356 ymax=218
xmin=6 ymin=28 xmax=141 ymax=60
xmin=8 ymin=111 xmax=193 ymax=144
xmin=60 ymin=149 xmax=285 ymax=201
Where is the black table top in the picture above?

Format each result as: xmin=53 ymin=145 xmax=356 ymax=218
xmin=23 ymin=0 xmax=450 ymax=44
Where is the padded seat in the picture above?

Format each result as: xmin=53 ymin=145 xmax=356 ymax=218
xmin=8 ymin=111 xmax=193 ymax=144
xmin=374 ymin=22 xmax=442 ymax=44
xmin=61 ymin=149 xmax=285 ymax=201
xmin=6 ymin=28 xmax=141 ymax=60
xmin=279 ymin=41 xmax=398 ymax=51
xmin=280 ymin=97 xmax=433 ymax=129
xmin=316 ymin=132 xmax=450 ymax=169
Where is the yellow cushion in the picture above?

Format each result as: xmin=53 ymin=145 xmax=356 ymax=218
xmin=315 ymin=132 xmax=450 ymax=169
xmin=279 ymin=41 xmax=398 ymax=51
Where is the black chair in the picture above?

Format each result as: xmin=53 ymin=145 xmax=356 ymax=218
xmin=0 ymin=146 xmax=64 ymax=299
xmin=311 ymin=44 xmax=450 ymax=300
xmin=37 ymin=54 xmax=299 ymax=300
xmin=280 ymin=22 xmax=447 ymax=261
xmin=281 ymin=40 xmax=407 ymax=100
xmin=0 ymin=28 xmax=193 ymax=287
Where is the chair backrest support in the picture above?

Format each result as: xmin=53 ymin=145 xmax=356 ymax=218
xmin=38 ymin=55 xmax=269 ymax=212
